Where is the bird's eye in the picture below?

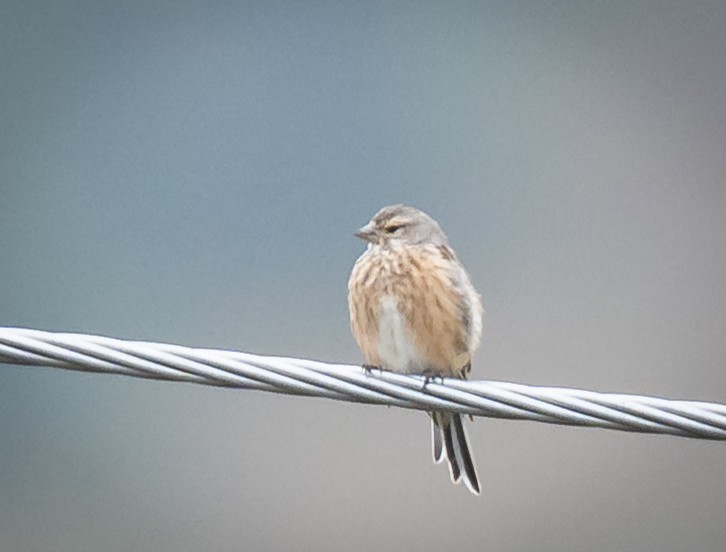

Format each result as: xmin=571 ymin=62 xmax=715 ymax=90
xmin=384 ymin=224 xmax=404 ymax=233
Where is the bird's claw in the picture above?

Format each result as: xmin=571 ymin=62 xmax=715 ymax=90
xmin=362 ymin=364 xmax=382 ymax=376
xmin=422 ymin=371 xmax=444 ymax=389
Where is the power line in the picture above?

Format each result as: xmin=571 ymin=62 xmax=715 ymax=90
xmin=1 ymin=327 xmax=725 ymax=439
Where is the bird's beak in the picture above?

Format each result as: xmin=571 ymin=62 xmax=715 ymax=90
xmin=354 ymin=222 xmax=377 ymax=243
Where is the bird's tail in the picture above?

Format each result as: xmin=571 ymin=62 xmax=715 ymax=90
xmin=431 ymin=411 xmax=480 ymax=495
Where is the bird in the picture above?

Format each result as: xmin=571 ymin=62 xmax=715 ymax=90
xmin=347 ymin=204 xmax=484 ymax=494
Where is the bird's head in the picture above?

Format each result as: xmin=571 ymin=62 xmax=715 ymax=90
xmin=354 ymin=204 xmax=448 ymax=247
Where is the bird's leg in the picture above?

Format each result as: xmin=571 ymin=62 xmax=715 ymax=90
xmin=421 ymin=368 xmax=444 ymax=389
xmin=362 ymin=364 xmax=382 ymax=375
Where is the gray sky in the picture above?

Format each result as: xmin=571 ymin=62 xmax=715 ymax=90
xmin=2 ymin=1 xmax=726 ymax=551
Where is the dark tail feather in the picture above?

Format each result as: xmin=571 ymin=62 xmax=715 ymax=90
xmin=451 ymin=413 xmax=480 ymax=494
xmin=431 ymin=415 xmax=445 ymax=464
xmin=431 ymin=412 xmax=480 ymax=495
xmin=441 ymin=415 xmax=463 ymax=484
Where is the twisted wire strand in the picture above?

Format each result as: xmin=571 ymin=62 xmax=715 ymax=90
xmin=1 ymin=327 xmax=725 ymax=440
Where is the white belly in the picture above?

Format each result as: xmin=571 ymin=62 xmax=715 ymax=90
xmin=376 ymin=295 xmax=421 ymax=374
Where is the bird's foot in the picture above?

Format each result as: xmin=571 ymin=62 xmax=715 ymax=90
xmin=362 ymin=364 xmax=382 ymax=376
xmin=421 ymin=370 xmax=444 ymax=389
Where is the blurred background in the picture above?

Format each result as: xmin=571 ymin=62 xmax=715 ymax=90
xmin=2 ymin=1 xmax=725 ymax=550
